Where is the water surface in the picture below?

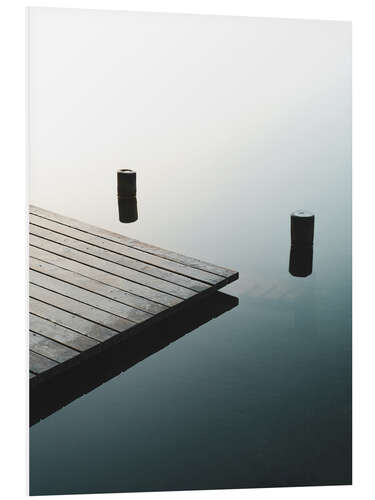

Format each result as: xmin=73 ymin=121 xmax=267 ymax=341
xmin=29 ymin=9 xmax=351 ymax=494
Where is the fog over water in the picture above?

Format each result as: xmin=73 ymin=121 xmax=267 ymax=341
xmin=28 ymin=8 xmax=351 ymax=495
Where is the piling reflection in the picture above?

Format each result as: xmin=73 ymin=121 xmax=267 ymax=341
xmin=30 ymin=291 xmax=238 ymax=426
xmin=118 ymin=196 xmax=138 ymax=223
xmin=289 ymin=245 xmax=313 ymax=277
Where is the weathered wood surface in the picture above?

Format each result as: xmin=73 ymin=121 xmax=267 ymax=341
xmin=29 ymin=206 xmax=238 ymax=386
xmin=30 ymin=291 xmax=239 ymax=426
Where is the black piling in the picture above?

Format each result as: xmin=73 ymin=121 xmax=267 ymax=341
xmin=117 ymin=169 xmax=138 ymax=223
xmin=289 ymin=210 xmax=315 ymax=278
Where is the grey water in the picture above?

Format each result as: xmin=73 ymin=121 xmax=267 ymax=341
xmin=28 ymin=8 xmax=351 ymax=494
xmin=29 ymin=148 xmax=351 ymax=494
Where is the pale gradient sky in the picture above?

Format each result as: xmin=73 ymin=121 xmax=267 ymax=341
xmin=28 ymin=8 xmax=351 ymax=290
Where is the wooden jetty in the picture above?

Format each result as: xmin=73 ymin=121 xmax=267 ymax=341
xmin=30 ymin=291 xmax=238 ymax=425
xmin=29 ymin=206 xmax=239 ymax=388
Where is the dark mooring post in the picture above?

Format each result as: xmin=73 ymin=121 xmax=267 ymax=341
xmin=289 ymin=210 xmax=315 ymax=277
xmin=290 ymin=210 xmax=314 ymax=246
xmin=117 ymin=169 xmax=137 ymax=198
xmin=117 ymin=169 xmax=138 ymax=223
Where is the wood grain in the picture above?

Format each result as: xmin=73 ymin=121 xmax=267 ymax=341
xmin=28 ymin=206 xmax=239 ymax=384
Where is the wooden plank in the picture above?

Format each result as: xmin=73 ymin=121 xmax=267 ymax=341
xmin=30 ymin=213 xmax=222 ymax=285
xmin=30 ymin=314 xmax=99 ymax=351
xmin=29 ymin=230 xmax=198 ymax=300
xmin=30 ymin=205 xmax=236 ymax=278
xmin=30 ymin=351 xmax=58 ymax=375
xmin=30 ymin=249 xmax=168 ymax=314
xmin=30 ymin=284 xmax=134 ymax=332
xmin=29 ymin=268 xmax=153 ymax=324
xmin=30 ymin=238 xmax=184 ymax=307
xmin=28 ymin=206 xmax=239 ymax=389
xmin=30 ymin=298 xmax=118 ymax=342
xmin=30 ymin=291 xmax=239 ymax=424
xmin=30 ymin=332 xmax=79 ymax=363
xmin=30 ymin=215 xmax=215 ymax=290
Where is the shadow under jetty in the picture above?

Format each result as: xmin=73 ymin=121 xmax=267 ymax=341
xmin=30 ymin=291 xmax=238 ymax=426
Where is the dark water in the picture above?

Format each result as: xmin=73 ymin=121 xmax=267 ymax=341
xmin=29 ymin=155 xmax=351 ymax=495
xmin=28 ymin=11 xmax=351 ymax=494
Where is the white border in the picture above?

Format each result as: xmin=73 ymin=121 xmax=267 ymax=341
xmin=1 ymin=1 xmax=374 ymax=499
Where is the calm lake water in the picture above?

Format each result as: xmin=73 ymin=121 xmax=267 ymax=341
xmin=28 ymin=10 xmax=351 ymax=494
xmin=29 ymin=150 xmax=351 ymax=495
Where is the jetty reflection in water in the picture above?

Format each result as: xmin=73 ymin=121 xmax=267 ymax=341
xmin=118 ymin=197 xmax=138 ymax=223
xmin=30 ymin=291 xmax=238 ymax=426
